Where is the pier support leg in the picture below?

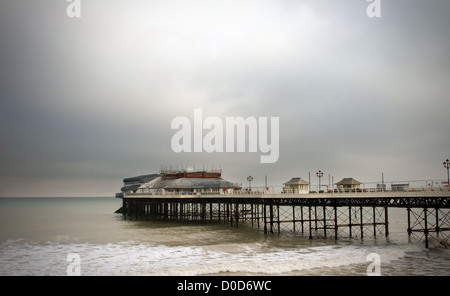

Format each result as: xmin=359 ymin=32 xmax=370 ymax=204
xmin=210 ymin=203 xmax=213 ymax=222
xmin=135 ymin=201 xmax=138 ymax=221
xmin=292 ymin=206 xmax=296 ymax=234
xmin=257 ymin=204 xmax=260 ymax=229
xmin=407 ymin=208 xmax=411 ymax=241
xmin=348 ymin=206 xmax=352 ymax=238
xmin=308 ymin=206 xmax=313 ymax=239
xmin=122 ymin=199 xmax=128 ymax=221
xmin=435 ymin=208 xmax=440 ymax=239
xmin=384 ymin=206 xmax=389 ymax=237
xmin=263 ymin=204 xmax=268 ymax=234
xmin=360 ymin=206 xmax=364 ymax=239
xmin=314 ymin=206 xmax=318 ymax=231
xmin=235 ymin=203 xmax=239 ymax=228
xmin=277 ymin=204 xmax=280 ymax=234
xmin=218 ymin=203 xmax=221 ymax=223
xmin=164 ymin=202 xmax=168 ymax=220
xmin=373 ymin=207 xmax=377 ymax=238
xmin=424 ymin=208 xmax=429 ymax=248
xmin=251 ymin=204 xmax=254 ymax=227
xmin=334 ymin=206 xmax=338 ymax=239
xmin=180 ymin=202 xmax=186 ymax=220
xmin=269 ymin=204 xmax=274 ymax=234
xmin=301 ymin=206 xmax=304 ymax=233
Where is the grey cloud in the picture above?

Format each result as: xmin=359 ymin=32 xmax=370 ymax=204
xmin=1 ymin=0 xmax=449 ymax=196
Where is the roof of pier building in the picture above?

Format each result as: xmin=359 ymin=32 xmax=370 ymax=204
xmin=157 ymin=177 xmax=241 ymax=190
xmin=283 ymin=177 xmax=309 ymax=186
xmin=123 ymin=174 xmax=160 ymax=184
xmin=336 ymin=178 xmax=362 ymax=186
xmin=121 ymin=174 xmax=161 ymax=192
xmin=121 ymin=170 xmax=241 ymax=192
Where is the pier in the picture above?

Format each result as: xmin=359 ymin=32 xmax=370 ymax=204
xmin=117 ymin=189 xmax=450 ymax=248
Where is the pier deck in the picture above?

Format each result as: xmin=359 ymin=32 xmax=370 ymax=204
xmin=118 ymin=189 xmax=450 ymax=248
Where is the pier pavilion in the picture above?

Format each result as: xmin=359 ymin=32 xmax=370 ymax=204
xmin=116 ymin=168 xmax=241 ymax=196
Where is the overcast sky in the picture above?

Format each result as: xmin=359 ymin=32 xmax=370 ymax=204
xmin=1 ymin=0 xmax=449 ymax=197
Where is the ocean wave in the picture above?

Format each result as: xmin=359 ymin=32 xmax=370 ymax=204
xmin=0 ymin=239 xmax=426 ymax=276
xmin=150 ymin=243 xmax=425 ymax=276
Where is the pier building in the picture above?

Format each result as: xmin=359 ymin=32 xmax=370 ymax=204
xmin=117 ymin=168 xmax=241 ymax=197
xmin=283 ymin=177 xmax=309 ymax=194
xmin=335 ymin=178 xmax=362 ymax=191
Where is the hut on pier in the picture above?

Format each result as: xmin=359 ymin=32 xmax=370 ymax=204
xmin=283 ymin=177 xmax=310 ymax=193
xmin=335 ymin=178 xmax=362 ymax=191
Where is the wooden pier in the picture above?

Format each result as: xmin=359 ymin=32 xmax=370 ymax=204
xmin=118 ymin=190 xmax=450 ymax=248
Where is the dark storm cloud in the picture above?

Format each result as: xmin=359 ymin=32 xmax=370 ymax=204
xmin=0 ymin=0 xmax=449 ymax=196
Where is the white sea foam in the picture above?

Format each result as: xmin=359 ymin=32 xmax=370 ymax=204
xmin=0 ymin=238 xmax=425 ymax=276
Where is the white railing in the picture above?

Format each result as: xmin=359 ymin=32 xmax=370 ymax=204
xmin=123 ymin=184 xmax=450 ymax=197
xmin=120 ymin=179 xmax=449 ymax=196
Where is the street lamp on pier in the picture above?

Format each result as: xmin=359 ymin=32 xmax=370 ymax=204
xmin=444 ymin=159 xmax=450 ymax=187
xmin=316 ymin=170 xmax=323 ymax=192
xmin=247 ymin=176 xmax=254 ymax=191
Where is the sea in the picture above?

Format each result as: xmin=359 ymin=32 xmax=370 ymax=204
xmin=0 ymin=197 xmax=449 ymax=277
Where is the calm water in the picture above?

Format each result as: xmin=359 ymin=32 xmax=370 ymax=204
xmin=0 ymin=197 xmax=449 ymax=276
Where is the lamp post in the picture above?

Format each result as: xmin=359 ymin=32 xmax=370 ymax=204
xmin=444 ymin=159 xmax=450 ymax=187
xmin=316 ymin=170 xmax=323 ymax=192
xmin=247 ymin=176 xmax=253 ymax=191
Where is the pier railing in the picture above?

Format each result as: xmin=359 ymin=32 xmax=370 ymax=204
xmin=124 ymin=185 xmax=450 ymax=197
